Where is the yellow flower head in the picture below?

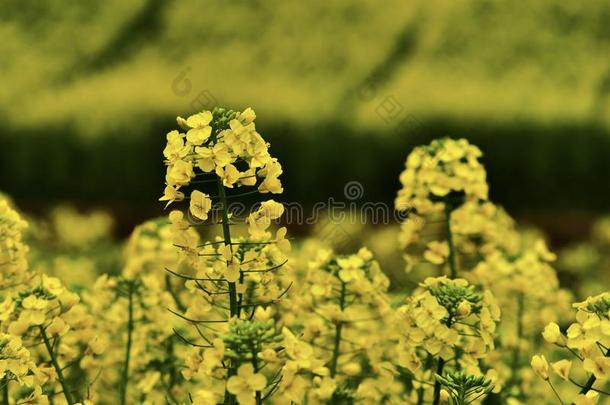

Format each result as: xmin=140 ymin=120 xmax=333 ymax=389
xmin=161 ymin=107 xmax=283 ymax=208
xmin=395 ymin=138 xmax=488 ymax=216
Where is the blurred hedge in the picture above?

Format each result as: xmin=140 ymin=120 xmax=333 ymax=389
xmin=1 ymin=117 xmax=609 ymax=213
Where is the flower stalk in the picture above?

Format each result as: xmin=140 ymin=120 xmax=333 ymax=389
xmin=40 ymin=326 xmax=75 ymax=405
xmin=217 ymin=177 xmax=239 ymax=319
xmin=444 ymin=200 xmax=457 ymax=279
xmin=217 ymin=177 xmax=239 ymax=405
xmin=2 ymin=377 xmax=8 ymax=405
xmin=432 ymin=315 xmax=453 ymax=405
xmin=431 ymin=200 xmax=459 ymax=404
xmin=330 ymin=280 xmax=347 ymax=378
xmin=578 ymin=347 xmax=610 ymax=396
xmin=252 ymin=347 xmax=262 ymax=405
xmin=507 ymin=293 xmax=524 ymax=391
xmin=119 ymin=281 xmax=135 ymax=405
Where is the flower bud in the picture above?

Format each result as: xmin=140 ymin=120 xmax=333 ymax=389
xmin=531 ymin=355 xmax=549 ymax=380
xmin=457 ymin=300 xmax=472 ymax=316
xmin=542 ymin=322 xmax=565 ymax=345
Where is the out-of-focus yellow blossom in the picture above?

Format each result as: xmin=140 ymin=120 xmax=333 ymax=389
xmin=226 ymin=363 xmax=266 ymax=405
xmin=81 ymin=273 xmax=183 ymax=402
xmin=46 ymin=316 xmax=69 ymax=336
xmin=423 ymin=240 xmax=449 ymax=265
xmin=467 ymin=232 xmax=571 ymax=401
xmin=0 ymin=333 xmax=44 ymax=391
xmin=471 ymin=237 xmax=569 ymax=321
xmin=49 ymin=206 xmax=114 ymax=248
xmin=395 ymin=138 xmax=488 ymax=216
xmin=191 ymin=389 xmax=220 ymax=405
xmin=0 ymin=198 xmax=30 ymax=292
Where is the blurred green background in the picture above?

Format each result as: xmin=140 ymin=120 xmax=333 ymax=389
xmin=1 ymin=0 xmax=609 ymax=243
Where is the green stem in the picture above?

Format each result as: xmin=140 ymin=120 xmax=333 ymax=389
xmin=40 ymin=327 xmax=75 ymax=405
xmin=163 ymin=342 xmax=180 ymax=404
xmin=165 ymin=274 xmax=186 ymax=312
xmin=237 ymin=271 xmax=245 ymax=318
xmin=444 ymin=202 xmax=457 ymax=279
xmin=578 ymin=347 xmax=610 ymax=397
xmin=2 ymin=376 xmax=8 ymax=405
xmin=416 ymin=356 xmax=433 ymax=405
xmin=217 ymin=178 xmax=238 ymax=405
xmin=507 ymin=293 xmax=524 ymax=391
xmin=432 ymin=358 xmax=446 ymax=405
xmin=548 ymin=380 xmax=565 ymax=405
xmin=416 ymin=385 xmax=424 ymax=405
xmin=432 ymin=315 xmax=453 ymax=405
xmin=252 ymin=348 xmax=262 ymax=405
xmin=119 ymin=283 xmax=135 ymax=405
xmin=458 ymin=385 xmax=466 ymax=405
xmin=330 ymin=281 xmax=347 ymax=377
xmin=217 ymin=178 xmax=239 ymax=318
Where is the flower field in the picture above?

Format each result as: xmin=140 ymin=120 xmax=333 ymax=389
xmin=1 ymin=107 xmax=609 ymax=405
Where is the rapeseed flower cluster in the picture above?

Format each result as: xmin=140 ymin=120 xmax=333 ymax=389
xmin=160 ymin=107 xmax=282 ymax=208
xmin=279 ymin=248 xmax=398 ymax=403
xmin=395 ymin=138 xmax=488 ymax=216
xmin=533 ymin=293 xmax=610 ymax=404
xmin=159 ymin=108 xmax=294 ymax=404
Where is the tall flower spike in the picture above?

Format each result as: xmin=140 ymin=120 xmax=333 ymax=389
xmin=395 ymin=138 xmax=490 ymax=278
xmin=161 ymin=107 xmax=291 ymax=405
